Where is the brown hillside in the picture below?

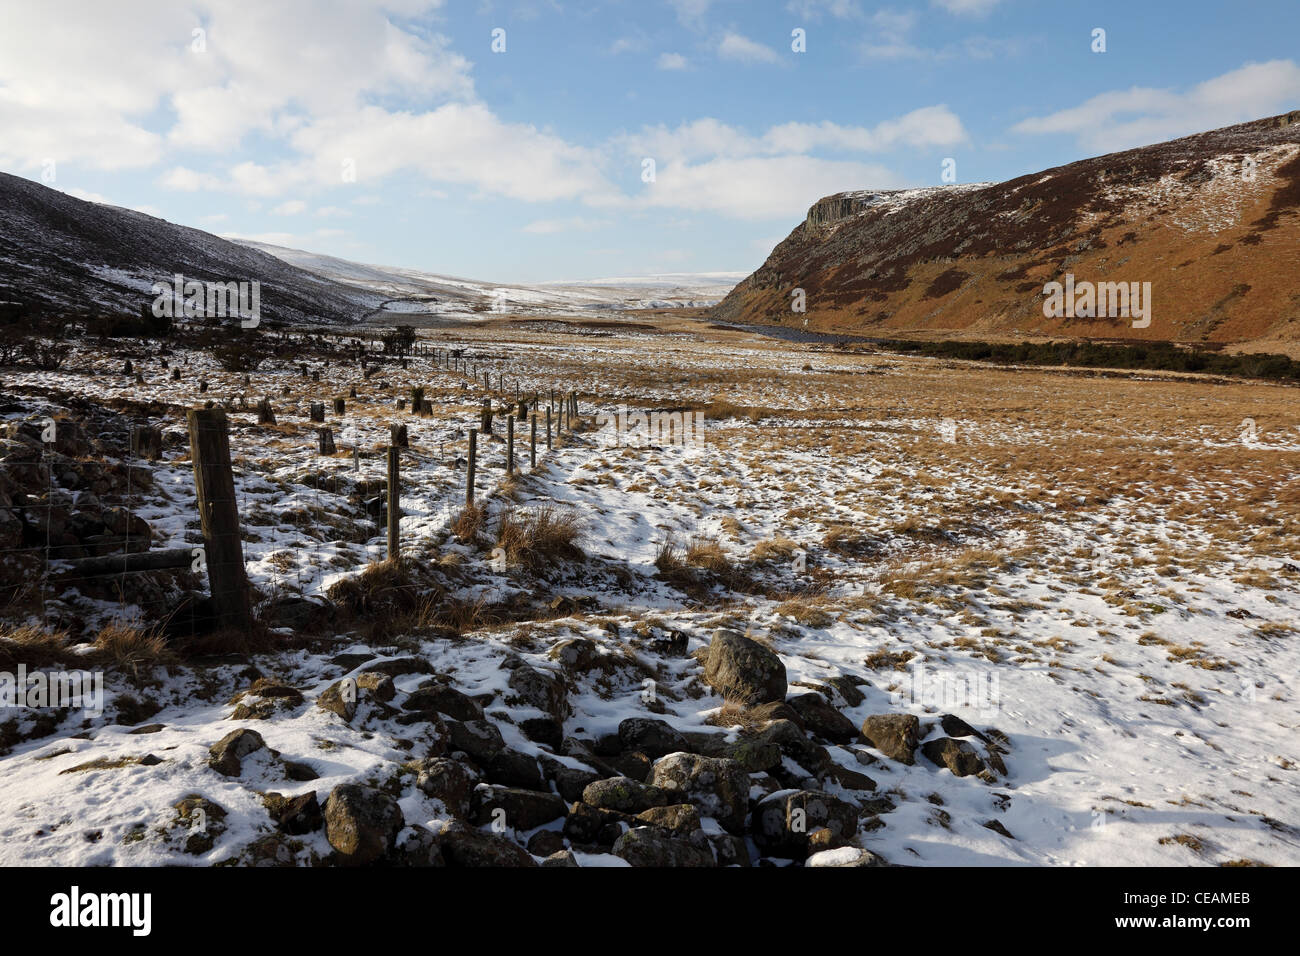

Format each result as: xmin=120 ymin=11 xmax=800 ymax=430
xmin=711 ymin=112 xmax=1300 ymax=356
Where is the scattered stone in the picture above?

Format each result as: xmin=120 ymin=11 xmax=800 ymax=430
xmin=613 ymin=827 xmax=715 ymax=867
xmin=520 ymin=716 xmax=564 ymax=750
xmin=207 ymin=728 xmax=265 ymax=777
xmin=753 ymin=790 xmax=860 ymax=858
xmin=436 ymin=821 xmax=537 ymax=867
xmin=635 ymin=803 xmax=702 ymax=840
xmin=921 ymin=737 xmax=987 ymax=777
xmin=539 ymin=755 xmax=603 ymax=803
xmin=264 ymin=791 xmax=322 ymax=835
xmin=173 ymin=795 xmax=227 ymax=854
xmin=825 ymin=762 xmax=877 ymax=792
xmin=582 ymin=776 xmax=671 ymax=814
xmin=618 ymin=717 xmax=688 ymax=759
xmin=447 ymin=719 xmax=506 ymax=764
xmin=650 ymin=752 xmax=750 ymax=834
xmin=984 ymin=819 xmax=1015 ymax=839
xmin=541 ymin=849 xmax=580 ymax=867
xmin=360 ymin=656 xmax=434 ymax=678
xmin=485 ymin=749 xmax=545 ymax=791
xmin=702 ymin=630 xmax=787 ymax=705
xmin=414 ymin=757 xmax=479 ymax=817
xmin=548 ymin=637 xmax=598 ymax=671
xmin=806 ymin=846 xmax=889 ymax=867
xmin=504 ymin=659 xmax=570 ymax=721
xmin=393 ymin=825 xmax=445 ymax=866
xmin=405 ymin=682 xmax=483 ymax=721
xmin=787 ymin=692 xmax=859 ymax=744
xmin=860 ymin=714 xmax=920 ymax=765
xmin=472 ymin=785 xmax=569 ymax=830
xmin=527 ymin=829 xmax=567 ymax=858
xmin=324 ymin=784 xmax=404 ymax=865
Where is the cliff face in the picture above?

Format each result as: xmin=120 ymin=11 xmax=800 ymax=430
xmin=712 ymin=112 xmax=1300 ymax=353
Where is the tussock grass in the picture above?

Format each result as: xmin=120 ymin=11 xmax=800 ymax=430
xmin=496 ymin=504 xmax=585 ymax=571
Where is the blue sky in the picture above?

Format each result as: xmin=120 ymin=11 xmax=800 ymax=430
xmin=2 ymin=0 xmax=1299 ymax=281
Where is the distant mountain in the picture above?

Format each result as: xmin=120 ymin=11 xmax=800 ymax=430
xmin=0 ymin=172 xmax=383 ymax=325
xmin=712 ymin=112 xmax=1300 ymax=353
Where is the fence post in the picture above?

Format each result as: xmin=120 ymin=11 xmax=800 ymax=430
xmin=187 ymin=407 xmax=252 ymax=633
xmin=318 ymin=427 xmax=335 ymax=455
xmin=387 ymin=444 xmax=401 ymax=563
xmin=546 ymin=406 xmax=552 ymax=448
xmin=466 ymin=428 xmax=477 ymax=506
xmin=507 ymin=414 xmax=515 ymax=476
xmin=530 ymin=413 xmax=537 ymax=468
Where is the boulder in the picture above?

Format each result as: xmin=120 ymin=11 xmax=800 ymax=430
xmin=581 ymin=776 xmax=671 ymax=814
xmin=860 ymin=714 xmax=920 ymax=765
xmin=404 ymin=683 xmax=483 ymax=722
xmin=612 ymin=827 xmax=715 ymax=867
xmin=323 ymin=784 xmax=404 ymax=865
xmin=207 ymin=728 xmax=265 ymax=777
xmin=702 ymin=631 xmax=787 ymax=706
xmin=447 ymin=719 xmax=506 ymax=764
xmin=786 ymin=692 xmax=858 ymax=744
xmin=392 ymin=825 xmax=446 ymax=866
xmin=414 ymin=757 xmax=479 ymax=817
xmin=472 ymin=785 xmax=568 ymax=831
xmin=649 ymin=753 xmax=750 ymax=834
xmin=436 ymin=821 xmax=537 ymax=867
xmin=921 ymin=737 xmax=986 ymax=777
xmin=548 ymin=637 xmax=598 ymax=671
xmin=263 ymin=791 xmax=322 ymax=835
xmin=806 ymin=846 xmax=889 ymax=867
xmin=485 ymin=749 xmax=545 ymax=791
xmin=504 ymin=659 xmax=570 ymax=721
xmin=618 ymin=717 xmax=688 ymax=759
xmin=635 ymin=803 xmax=702 ymax=840
xmin=753 ymin=790 xmax=861 ymax=859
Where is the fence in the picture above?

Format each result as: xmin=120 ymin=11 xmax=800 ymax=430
xmin=0 ymin=335 xmax=588 ymax=637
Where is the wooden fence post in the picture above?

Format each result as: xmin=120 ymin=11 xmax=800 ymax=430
xmin=507 ymin=415 xmax=515 ymax=476
xmin=546 ymin=406 xmax=552 ymax=448
xmin=318 ymin=427 xmax=335 ymax=454
xmin=187 ymin=407 xmax=252 ymax=632
xmin=530 ymin=413 xmax=537 ymax=468
xmin=387 ymin=444 xmax=401 ymax=563
xmin=466 ymin=428 xmax=477 ymax=505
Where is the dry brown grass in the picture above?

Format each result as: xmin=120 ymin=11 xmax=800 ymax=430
xmin=93 ymin=622 xmax=176 ymax=673
xmin=0 ymin=625 xmax=78 ymax=669
xmin=496 ymin=504 xmax=585 ymax=571
xmin=450 ymin=503 xmax=487 ymax=543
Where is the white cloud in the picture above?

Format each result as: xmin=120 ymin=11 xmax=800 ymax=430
xmin=668 ymin=0 xmax=714 ymax=26
xmin=1012 ymin=60 xmax=1300 ymax=153
xmin=658 ymin=52 xmax=689 ymax=70
xmin=271 ymin=200 xmax=307 ymax=215
xmin=786 ymin=0 xmax=863 ymax=19
xmin=932 ymin=0 xmax=1003 ymax=15
xmin=522 ymin=217 xmax=611 ymax=234
xmin=718 ymin=32 xmax=784 ymax=65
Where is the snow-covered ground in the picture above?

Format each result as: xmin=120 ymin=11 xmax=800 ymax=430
xmin=1 ymin=321 xmax=1297 ymax=866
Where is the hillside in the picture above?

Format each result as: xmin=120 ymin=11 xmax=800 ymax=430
xmin=0 ymin=172 xmax=382 ymax=325
xmin=711 ymin=112 xmax=1300 ymax=354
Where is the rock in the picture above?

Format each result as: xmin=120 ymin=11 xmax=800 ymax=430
xmin=317 ymin=674 xmax=394 ymax=722
xmin=983 ymin=819 xmax=1015 ymax=839
xmin=539 ymin=755 xmax=603 ymax=803
xmin=527 ymin=829 xmax=567 ymax=857
xmin=612 ymin=827 xmax=715 ymax=867
xmin=860 ymin=714 xmax=920 ymax=765
xmin=323 ymin=784 xmax=404 ymax=865
xmin=173 ymin=795 xmax=227 ymax=854
xmin=618 ymin=717 xmax=689 ymax=759
xmin=392 ymin=825 xmax=445 ymax=866
xmin=826 ymin=674 xmax=868 ymax=707
xmin=282 ymin=760 xmax=319 ymax=782
xmin=472 ymin=785 xmax=568 ymax=830
xmin=751 ymin=719 xmax=830 ymax=775
xmin=787 ymin=692 xmax=859 ymax=744
xmin=414 ymin=757 xmax=480 ymax=817
xmin=609 ymin=750 xmax=653 ymax=782
xmin=825 ymin=762 xmax=877 ymax=792
xmin=504 ymin=660 xmax=570 ymax=721
xmin=939 ymin=713 xmax=986 ymax=740
xmin=581 ymin=776 xmax=672 ymax=814
xmin=207 ymin=728 xmax=265 ymax=777
xmin=519 ymin=716 xmax=563 ymax=750
xmin=264 ymin=791 xmax=322 ymax=835
xmin=264 ymin=596 xmax=330 ymax=632
xmin=360 ymin=656 xmax=434 ymax=678
xmin=485 ymin=749 xmax=545 ymax=790
xmin=548 ymin=637 xmax=598 ymax=671
xmin=921 ymin=737 xmax=986 ymax=777
xmin=437 ymin=821 xmax=537 ymax=867
xmin=709 ymin=833 xmax=752 ymax=867
xmin=405 ymin=683 xmax=483 ymax=722
xmin=649 ymin=753 xmax=750 ymax=834
xmin=721 ymin=739 xmax=783 ymax=773
xmin=806 ymin=846 xmax=889 ymax=867
xmin=128 ymin=723 xmax=166 ymax=735
xmin=753 ymin=790 xmax=861 ymax=859
xmin=635 ymin=803 xmax=702 ymax=840
xmin=542 ymin=849 xmax=580 ymax=867
xmin=562 ymin=801 xmax=632 ymax=846
xmin=702 ymin=630 xmax=787 ymax=705
xmin=447 ymin=719 xmax=506 ymax=764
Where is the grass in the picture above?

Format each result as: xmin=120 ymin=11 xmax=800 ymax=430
xmin=495 ymin=504 xmax=585 ymax=571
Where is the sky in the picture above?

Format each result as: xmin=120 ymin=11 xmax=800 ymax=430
xmin=2 ymin=0 xmax=1299 ymax=283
